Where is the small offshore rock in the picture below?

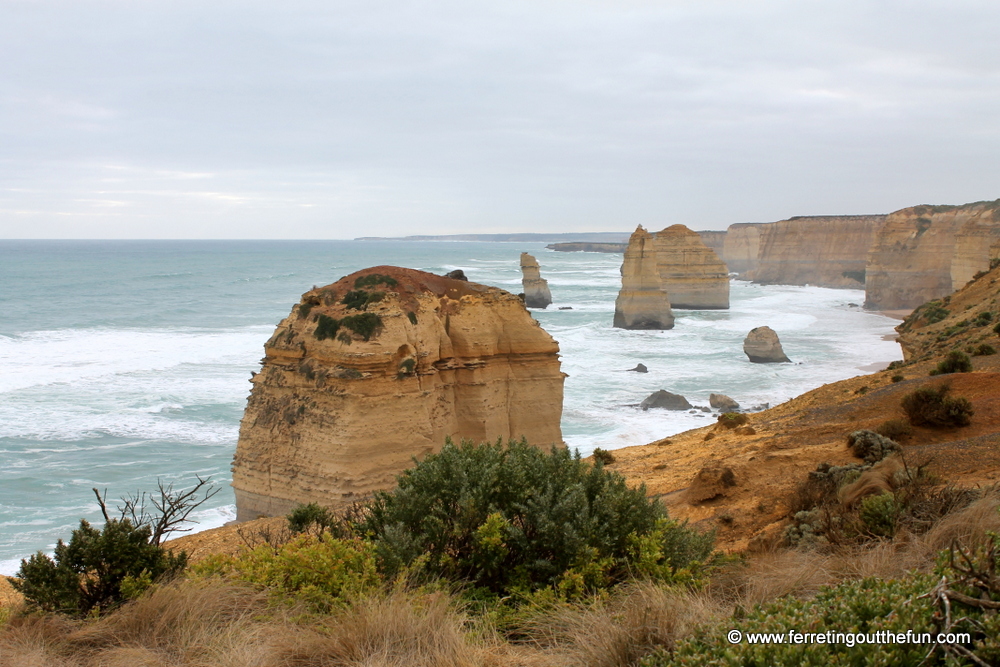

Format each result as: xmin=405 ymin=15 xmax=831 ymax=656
xmin=709 ymin=393 xmax=740 ymax=411
xmin=743 ymin=326 xmax=791 ymax=363
xmin=628 ymin=363 xmax=649 ymax=373
xmin=640 ymin=390 xmax=693 ymax=411
xmin=558 ymin=306 xmax=573 ymax=310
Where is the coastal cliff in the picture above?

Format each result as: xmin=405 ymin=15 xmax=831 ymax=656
xmin=721 ymin=223 xmax=765 ymax=276
xmin=653 ymin=224 xmax=729 ymax=309
xmin=614 ymin=226 xmax=674 ymax=329
xmin=865 ymin=200 xmax=1000 ymax=310
xmin=746 ymin=215 xmax=886 ymax=287
xmin=231 ymin=266 xmax=565 ymax=520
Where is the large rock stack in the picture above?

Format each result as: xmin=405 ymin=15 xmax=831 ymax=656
xmin=520 ymin=252 xmax=553 ymax=308
xmin=613 ymin=226 xmax=675 ymax=329
xmin=231 ymin=266 xmax=565 ymax=520
xmin=653 ymin=224 xmax=730 ymax=309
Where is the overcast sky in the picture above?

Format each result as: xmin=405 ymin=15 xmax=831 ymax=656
xmin=1 ymin=0 xmax=998 ymax=239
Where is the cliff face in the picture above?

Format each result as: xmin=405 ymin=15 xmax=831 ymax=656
xmin=722 ymin=223 xmax=765 ymax=276
xmin=747 ymin=215 xmax=886 ymax=288
xmin=520 ymin=252 xmax=553 ymax=308
xmin=614 ymin=226 xmax=674 ymax=329
xmin=696 ymin=231 xmax=727 ymax=257
xmin=231 ymin=266 xmax=565 ymax=520
xmin=865 ymin=201 xmax=1000 ymax=310
xmin=653 ymin=224 xmax=729 ymax=309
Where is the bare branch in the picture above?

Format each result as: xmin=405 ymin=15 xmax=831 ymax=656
xmin=92 ymin=488 xmax=111 ymax=523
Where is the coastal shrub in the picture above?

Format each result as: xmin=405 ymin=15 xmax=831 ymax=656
xmin=891 ymin=374 xmax=905 ymax=383
xmin=717 ymin=413 xmax=748 ymax=429
xmin=354 ymin=273 xmax=398 ymax=289
xmin=592 ymin=448 xmax=616 ymax=465
xmin=932 ymin=350 xmax=972 ymax=375
xmin=407 ymin=311 xmax=418 ymax=325
xmin=13 ymin=519 xmax=187 ymax=615
xmin=193 ymin=533 xmax=378 ymax=612
xmin=875 ymin=418 xmax=912 ymax=440
xmin=397 ymin=358 xmax=416 ymax=378
xmin=353 ymin=438 xmax=715 ymax=597
xmin=886 ymin=360 xmax=905 ymax=371
xmin=923 ymin=302 xmax=950 ymax=324
xmin=314 ymin=314 xmax=340 ymax=340
xmin=287 ymin=502 xmax=336 ymax=534
xmin=341 ymin=289 xmax=385 ymax=311
xmin=995 ymin=322 xmax=1000 ymax=336
xmin=901 ymin=384 xmax=974 ymax=427
xmin=975 ymin=311 xmax=994 ymax=326
xmin=973 ymin=343 xmax=996 ymax=356
xmin=859 ymin=492 xmax=900 ymax=537
xmin=340 ymin=313 xmax=382 ymax=341
xmin=298 ymin=303 xmax=314 ymax=319
xmin=846 ymin=430 xmax=900 ymax=464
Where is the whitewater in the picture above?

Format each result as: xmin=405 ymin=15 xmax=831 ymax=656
xmin=0 ymin=240 xmax=902 ymax=574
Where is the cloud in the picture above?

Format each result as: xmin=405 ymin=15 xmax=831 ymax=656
xmin=1 ymin=0 xmax=998 ymax=237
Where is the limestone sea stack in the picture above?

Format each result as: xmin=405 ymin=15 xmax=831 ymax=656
xmin=653 ymin=224 xmax=730 ymax=309
xmin=743 ymin=326 xmax=791 ymax=363
xmin=231 ymin=266 xmax=565 ymax=520
xmin=865 ymin=200 xmax=1000 ymax=310
xmin=520 ymin=252 xmax=553 ymax=308
xmin=614 ymin=226 xmax=674 ymax=329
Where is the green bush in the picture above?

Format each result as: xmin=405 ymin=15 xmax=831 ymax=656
xmin=341 ymin=290 xmax=385 ymax=311
xmin=901 ymin=384 xmax=974 ymax=427
xmin=717 ymin=413 xmax=748 ymax=429
xmin=340 ymin=313 xmax=382 ymax=341
xmin=973 ymin=343 xmax=996 ymax=356
xmin=314 ymin=314 xmax=340 ymax=340
xmin=13 ymin=519 xmax=187 ymax=615
xmin=354 ymin=273 xmax=398 ymax=289
xmin=407 ymin=311 xmax=418 ymax=325
xmin=859 ymin=492 xmax=900 ymax=537
xmin=933 ymin=350 xmax=972 ymax=375
xmin=397 ymin=358 xmax=416 ymax=378
xmin=923 ymin=302 xmax=950 ymax=324
xmin=886 ymin=360 xmax=905 ymax=371
xmin=193 ymin=533 xmax=378 ymax=612
xmin=846 ymin=430 xmax=899 ymax=464
xmin=891 ymin=374 xmax=905 ymax=383
xmin=287 ymin=502 xmax=335 ymax=533
xmin=297 ymin=303 xmax=314 ymax=319
xmin=994 ymin=321 xmax=1000 ymax=336
xmin=592 ymin=448 xmax=616 ymax=465
xmin=975 ymin=311 xmax=994 ymax=326
xmin=353 ymin=438 xmax=714 ymax=597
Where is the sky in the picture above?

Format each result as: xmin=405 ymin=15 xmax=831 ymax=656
xmin=1 ymin=0 xmax=998 ymax=239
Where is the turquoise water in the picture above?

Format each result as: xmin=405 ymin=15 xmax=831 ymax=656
xmin=0 ymin=240 xmax=903 ymax=573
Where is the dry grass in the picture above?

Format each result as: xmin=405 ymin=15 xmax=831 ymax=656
xmin=514 ymin=582 xmax=719 ymax=667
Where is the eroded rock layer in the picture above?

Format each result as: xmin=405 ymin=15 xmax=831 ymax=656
xmin=520 ymin=252 xmax=553 ymax=308
xmin=747 ymin=215 xmax=886 ymax=287
xmin=865 ymin=201 xmax=1000 ymax=310
xmin=722 ymin=223 xmax=766 ymax=276
xmin=653 ymin=224 xmax=730 ymax=309
xmin=232 ymin=266 xmax=565 ymax=520
xmin=614 ymin=226 xmax=674 ymax=329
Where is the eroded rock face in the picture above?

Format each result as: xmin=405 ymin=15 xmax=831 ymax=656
xmin=653 ymin=224 xmax=730 ymax=309
xmin=747 ymin=215 xmax=886 ymax=288
xmin=722 ymin=223 xmax=765 ymax=276
xmin=520 ymin=253 xmax=553 ymax=309
xmin=614 ymin=226 xmax=675 ymax=329
xmin=865 ymin=201 xmax=1000 ymax=310
xmin=231 ymin=266 xmax=565 ymax=521
xmin=743 ymin=326 xmax=791 ymax=363
xmin=640 ymin=390 xmax=692 ymax=411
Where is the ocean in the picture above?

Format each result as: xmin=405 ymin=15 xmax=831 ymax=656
xmin=0 ymin=239 xmax=902 ymax=574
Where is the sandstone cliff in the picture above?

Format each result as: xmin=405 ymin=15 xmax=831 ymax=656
xmin=865 ymin=200 xmax=1000 ymax=310
xmin=722 ymin=223 xmax=765 ymax=276
xmin=747 ymin=215 xmax=886 ymax=287
xmin=520 ymin=252 xmax=553 ymax=308
xmin=696 ymin=230 xmax=727 ymax=257
xmin=653 ymin=224 xmax=729 ymax=309
xmin=614 ymin=227 xmax=674 ymax=329
xmin=231 ymin=267 xmax=565 ymax=520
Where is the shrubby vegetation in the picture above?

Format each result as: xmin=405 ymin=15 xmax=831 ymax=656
xmin=902 ymin=384 xmax=974 ymax=427
xmin=354 ymin=273 xmax=398 ymax=289
xmin=930 ymin=350 xmax=972 ymax=375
